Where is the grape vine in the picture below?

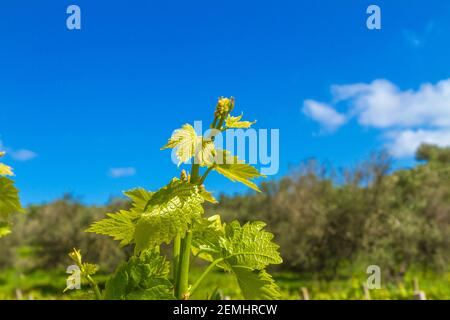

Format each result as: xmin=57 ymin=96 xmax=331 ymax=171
xmin=68 ymin=97 xmax=282 ymax=300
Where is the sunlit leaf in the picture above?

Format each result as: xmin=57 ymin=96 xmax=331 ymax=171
xmin=212 ymin=150 xmax=265 ymax=192
xmin=134 ymin=179 xmax=204 ymax=252
xmin=225 ymin=113 xmax=256 ymax=129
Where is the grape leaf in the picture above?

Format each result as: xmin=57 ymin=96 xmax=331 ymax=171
xmin=104 ymin=250 xmax=174 ymax=300
xmin=192 ymin=215 xmax=224 ymax=262
xmin=225 ymin=113 xmax=256 ymax=129
xmin=86 ymin=209 xmax=139 ymax=247
xmin=195 ymin=139 xmax=215 ymax=167
xmin=161 ymin=124 xmax=198 ymax=165
xmin=232 ymin=266 xmax=281 ymax=300
xmin=125 ymin=286 xmax=175 ymax=300
xmin=88 ymin=179 xmax=204 ymax=252
xmin=212 ymin=150 xmax=265 ymax=192
xmin=134 ymin=179 xmax=204 ymax=252
xmin=161 ymin=123 xmax=216 ymax=166
xmin=0 ymin=176 xmax=23 ymax=238
xmin=124 ymin=188 xmax=154 ymax=211
xmin=0 ymin=177 xmax=22 ymax=218
xmin=199 ymin=186 xmax=218 ymax=204
xmin=192 ymin=219 xmax=282 ymax=299
xmin=86 ymin=188 xmax=153 ymax=246
xmin=221 ymin=220 xmax=283 ymax=269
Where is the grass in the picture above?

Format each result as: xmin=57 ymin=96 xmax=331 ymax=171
xmin=0 ymin=267 xmax=449 ymax=300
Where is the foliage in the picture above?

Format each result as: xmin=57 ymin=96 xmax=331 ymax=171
xmin=64 ymin=248 xmax=101 ymax=298
xmin=79 ymin=97 xmax=281 ymax=300
xmin=103 ymin=249 xmax=174 ymax=300
xmin=216 ymin=146 xmax=450 ymax=279
xmin=0 ymin=196 xmax=128 ymax=271
xmin=212 ymin=150 xmax=265 ymax=192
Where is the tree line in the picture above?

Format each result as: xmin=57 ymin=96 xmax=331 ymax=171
xmin=1 ymin=144 xmax=449 ymax=280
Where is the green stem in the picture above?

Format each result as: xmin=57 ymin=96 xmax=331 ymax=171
xmin=86 ymin=275 xmax=102 ymax=300
xmin=174 ymin=110 xmax=224 ymax=299
xmin=199 ymin=167 xmax=213 ymax=185
xmin=216 ymin=118 xmax=225 ymax=130
xmin=191 ymin=163 xmax=200 ymax=183
xmin=176 ymin=231 xmax=193 ymax=299
xmin=211 ymin=116 xmax=218 ymax=128
xmin=174 ymin=163 xmax=200 ymax=299
xmin=173 ymin=234 xmax=181 ymax=280
xmin=189 ymin=258 xmax=224 ymax=297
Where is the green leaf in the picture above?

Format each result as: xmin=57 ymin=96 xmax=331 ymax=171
xmin=88 ymin=179 xmax=205 ymax=252
xmin=221 ymin=221 xmax=283 ymax=269
xmin=124 ymin=188 xmax=154 ymax=211
xmin=0 ymin=176 xmax=23 ymax=238
xmin=86 ymin=188 xmax=153 ymax=246
xmin=192 ymin=219 xmax=282 ymax=299
xmin=134 ymin=179 xmax=204 ymax=252
xmin=103 ymin=265 xmax=129 ymax=299
xmin=192 ymin=215 xmax=225 ymax=262
xmin=232 ymin=267 xmax=281 ymax=300
xmin=199 ymin=187 xmax=218 ymax=204
xmin=161 ymin=124 xmax=198 ymax=165
xmin=83 ymin=263 xmax=99 ymax=276
xmin=0 ymin=177 xmax=22 ymax=218
xmin=86 ymin=209 xmax=139 ymax=247
xmin=195 ymin=140 xmax=216 ymax=167
xmin=125 ymin=286 xmax=175 ymax=300
xmin=212 ymin=151 xmax=265 ymax=192
xmin=67 ymin=248 xmax=99 ymax=276
xmin=161 ymin=123 xmax=217 ymax=166
xmin=225 ymin=113 xmax=256 ymax=129
xmin=194 ymin=219 xmax=282 ymax=269
xmin=104 ymin=250 xmax=174 ymax=300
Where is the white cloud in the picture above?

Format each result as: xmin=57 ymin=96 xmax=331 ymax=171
xmin=303 ymin=78 xmax=450 ymax=157
xmin=0 ymin=140 xmax=37 ymax=162
xmin=302 ymin=99 xmax=346 ymax=132
xmin=332 ymin=79 xmax=450 ymax=128
xmin=10 ymin=149 xmax=38 ymax=161
xmin=109 ymin=167 xmax=136 ymax=178
xmin=386 ymin=129 xmax=450 ymax=158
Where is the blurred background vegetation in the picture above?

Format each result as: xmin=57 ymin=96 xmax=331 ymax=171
xmin=1 ymin=143 xmax=450 ymax=299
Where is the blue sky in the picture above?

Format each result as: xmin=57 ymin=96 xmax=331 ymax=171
xmin=1 ymin=1 xmax=450 ymax=204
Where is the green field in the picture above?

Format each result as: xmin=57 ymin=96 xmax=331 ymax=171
xmin=1 ymin=268 xmax=449 ymax=300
